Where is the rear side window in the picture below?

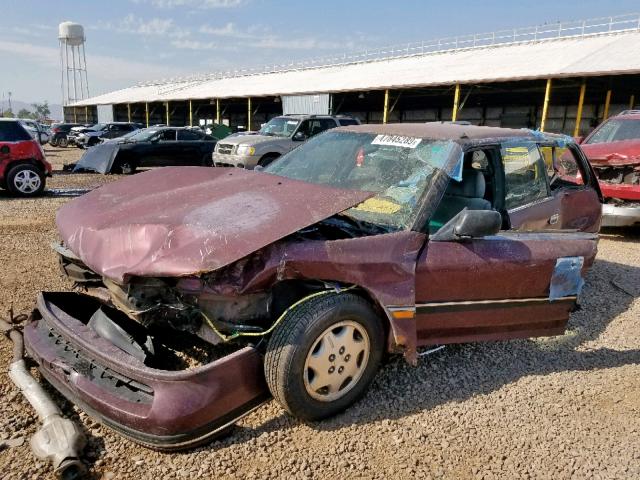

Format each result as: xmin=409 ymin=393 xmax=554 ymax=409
xmin=338 ymin=118 xmax=359 ymax=126
xmin=500 ymin=143 xmax=550 ymax=210
xmin=0 ymin=121 xmax=32 ymax=141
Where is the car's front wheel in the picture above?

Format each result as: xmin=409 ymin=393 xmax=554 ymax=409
xmin=6 ymin=164 xmax=45 ymax=197
xmin=264 ymin=292 xmax=384 ymax=421
xmin=57 ymin=136 xmax=68 ymax=148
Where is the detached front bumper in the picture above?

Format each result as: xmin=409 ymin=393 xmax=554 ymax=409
xmin=601 ymin=203 xmax=640 ymax=227
xmin=211 ymin=152 xmax=257 ymax=169
xmin=24 ymin=292 xmax=269 ymax=450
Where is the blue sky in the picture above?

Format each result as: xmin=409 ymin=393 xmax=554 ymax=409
xmin=1 ymin=0 xmax=638 ymax=106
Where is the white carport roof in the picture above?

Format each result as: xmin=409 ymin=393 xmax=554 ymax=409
xmin=71 ymin=30 xmax=640 ymax=106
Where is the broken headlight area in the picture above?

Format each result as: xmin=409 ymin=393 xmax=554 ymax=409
xmin=594 ymin=164 xmax=640 ymax=186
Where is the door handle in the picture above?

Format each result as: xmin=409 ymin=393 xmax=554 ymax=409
xmin=549 ymin=213 xmax=560 ymax=225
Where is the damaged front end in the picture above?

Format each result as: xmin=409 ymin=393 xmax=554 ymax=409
xmin=591 ymin=157 xmax=640 ymax=227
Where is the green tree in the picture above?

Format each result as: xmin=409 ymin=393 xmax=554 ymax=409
xmin=17 ymin=108 xmax=34 ymax=119
xmin=31 ymin=101 xmax=51 ymax=120
xmin=2 ymin=109 xmax=14 ymax=118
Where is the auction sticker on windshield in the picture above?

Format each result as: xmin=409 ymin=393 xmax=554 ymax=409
xmin=372 ymin=134 xmax=422 ymax=149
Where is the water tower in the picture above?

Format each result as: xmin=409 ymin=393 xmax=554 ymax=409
xmin=58 ymin=21 xmax=90 ymax=105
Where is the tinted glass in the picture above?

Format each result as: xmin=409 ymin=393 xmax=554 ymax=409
xmin=0 ymin=121 xmax=32 ymax=141
xmin=338 ymin=118 xmax=359 ymax=126
xmin=177 ymin=130 xmax=202 ymax=141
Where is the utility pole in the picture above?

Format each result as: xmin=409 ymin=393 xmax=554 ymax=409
xmin=7 ymin=91 xmax=12 ymax=113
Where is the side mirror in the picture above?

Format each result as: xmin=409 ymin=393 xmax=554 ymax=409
xmin=432 ymin=209 xmax=502 ymax=242
xmin=254 ymin=165 xmax=265 ymax=172
xmin=292 ymin=131 xmax=307 ymax=142
xmin=574 ymin=136 xmax=584 ymax=144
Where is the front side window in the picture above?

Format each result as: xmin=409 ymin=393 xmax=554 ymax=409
xmin=501 ymin=142 xmax=550 ymax=210
xmin=177 ymin=130 xmax=202 ymax=141
xmin=586 ymin=119 xmax=640 ymax=144
xmin=158 ymin=129 xmax=177 ymax=141
xmin=265 ymin=130 xmax=463 ymax=231
xmin=540 ymin=146 xmax=585 ymax=189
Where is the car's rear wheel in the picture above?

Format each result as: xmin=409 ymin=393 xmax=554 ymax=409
xmin=49 ymin=138 xmax=58 ymax=147
xmin=6 ymin=164 xmax=45 ymax=197
xmin=201 ymin=153 xmax=214 ymax=167
xmin=57 ymin=136 xmax=68 ymax=148
xmin=264 ymin=292 xmax=384 ymax=421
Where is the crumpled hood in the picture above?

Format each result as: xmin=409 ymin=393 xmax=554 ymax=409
xmin=56 ymin=167 xmax=372 ymax=282
xmin=580 ymin=140 xmax=640 ymax=166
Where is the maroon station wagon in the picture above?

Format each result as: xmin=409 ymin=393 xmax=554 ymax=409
xmin=23 ymin=123 xmax=602 ymax=449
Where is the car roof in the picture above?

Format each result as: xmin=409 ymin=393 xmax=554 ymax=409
xmin=0 ymin=118 xmax=19 ymax=122
xmin=337 ymin=122 xmax=539 ymax=145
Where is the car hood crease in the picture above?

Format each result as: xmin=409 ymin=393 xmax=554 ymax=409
xmin=56 ymin=167 xmax=373 ymax=282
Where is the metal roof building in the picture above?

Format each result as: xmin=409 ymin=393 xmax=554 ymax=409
xmin=67 ymin=14 xmax=640 ymax=137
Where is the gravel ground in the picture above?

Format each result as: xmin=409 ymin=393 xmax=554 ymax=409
xmin=0 ymin=146 xmax=639 ymax=479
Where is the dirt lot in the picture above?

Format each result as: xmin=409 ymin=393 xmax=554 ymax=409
xmin=0 ymin=146 xmax=639 ymax=479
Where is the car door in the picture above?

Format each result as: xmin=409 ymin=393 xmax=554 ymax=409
xmin=176 ymin=129 xmax=204 ymax=165
xmin=501 ymin=140 xmax=601 ymax=232
xmin=413 ymin=228 xmax=597 ymax=346
xmin=153 ymin=129 xmax=179 ymax=166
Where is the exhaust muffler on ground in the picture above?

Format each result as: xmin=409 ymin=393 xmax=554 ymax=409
xmin=2 ymin=312 xmax=86 ymax=479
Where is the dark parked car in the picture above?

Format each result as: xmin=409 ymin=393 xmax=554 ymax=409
xmin=0 ymin=118 xmax=52 ymax=196
xmin=49 ymin=123 xmax=83 ymax=147
xmin=75 ymin=122 xmax=144 ymax=148
xmin=25 ymin=123 xmax=601 ymax=449
xmin=72 ymin=126 xmax=220 ymax=174
xmin=577 ymin=110 xmax=640 ymax=226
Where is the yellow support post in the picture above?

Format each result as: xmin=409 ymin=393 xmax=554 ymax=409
xmin=540 ymin=78 xmax=553 ymax=132
xmin=247 ymin=97 xmax=252 ymax=131
xmin=85 ymin=106 xmax=88 ymax=123
xmin=165 ymin=102 xmax=170 ymax=126
xmin=630 ymin=94 xmax=636 ymax=109
xmin=603 ymin=89 xmax=612 ymax=120
xmin=452 ymin=83 xmax=461 ymax=121
xmin=127 ymin=103 xmax=131 ymax=123
xmin=574 ymin=81 xmax=587 ymax=138
xmin=383 ymin=89 xmax=389 ymax=124
xmin=73 ymin=107 xmax=77 ymax=123
xmin=189 ymin=100 xmax=193 ymax=127
xmin=216 ymin=99 xmax=220 ymax=124
xmin=145 ymin=102 xmax=149 ymax=127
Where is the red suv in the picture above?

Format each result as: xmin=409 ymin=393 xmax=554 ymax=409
xmin=578 ymin=110 xmax=640 ymax=227
xmin=0 ymin=118 xmax=52 ymax=196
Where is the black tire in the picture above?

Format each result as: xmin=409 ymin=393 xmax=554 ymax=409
xmin=201 ymin=153 xmax=214 ymax=167
xmin=88 ymin=137 xmax=100 ymax=147
xmin=258 ymin=153 xmax=280 ymax=168
xmin=49 ymin=138 xmax=58 ymax=147
xmin=264 ymin=292 xmax=384 ymax=421
xmin=58 ymin=136 xmax=68 ymax=148
xmin=6 ymin=164 xmax=45 ymax=197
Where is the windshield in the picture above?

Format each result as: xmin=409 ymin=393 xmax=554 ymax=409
xmin=124 ymin=128 xmax=160 ymax=141
xmin=586 ymin=119 xmax=640 ymax=144
xmin=90 ymin=123 xmax=107 ymax=131
xmin=265 ymin=130 xmax=462 ymax=231
xmin=258 ymin=117 xmax=300 ymax=137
